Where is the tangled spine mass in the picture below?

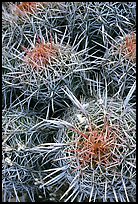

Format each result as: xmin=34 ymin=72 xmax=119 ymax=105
xmin=42 ymin=96 xmax=136 ymax=202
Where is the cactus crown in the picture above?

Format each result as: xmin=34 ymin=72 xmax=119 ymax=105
xmin=120 ymin=32 xmax=136 ymax=62
xmin=15 ymin=2 xmax=41 ymax=15
xmin=24 ymin=38 xmax=58 ymax=69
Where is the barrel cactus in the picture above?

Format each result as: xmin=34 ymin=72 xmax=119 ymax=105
xmin=101 ymin=32 xmax=136 ymax=99
xmin=2 ymin=2 xmax=136 ymax=202
xmin=2 ymin=107 xmax=55 ymax=202
xmin=38 ymin=89 xmax=136 ymax=202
